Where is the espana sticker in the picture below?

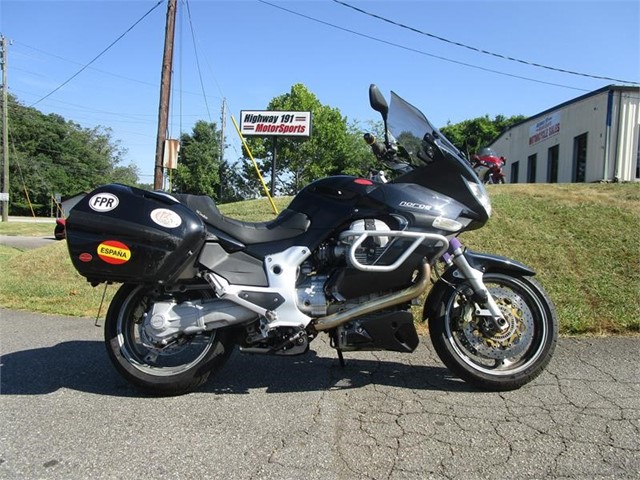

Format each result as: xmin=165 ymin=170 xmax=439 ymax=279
xmin=97 ymin=240 xmax=131 ymax=265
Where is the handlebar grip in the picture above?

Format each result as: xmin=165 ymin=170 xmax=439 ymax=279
xmin=363 ymin=133 xmax=388 ymax=159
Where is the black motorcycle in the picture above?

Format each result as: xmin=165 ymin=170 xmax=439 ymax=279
xmin=65 ymin=85 xmax=557 ymax=395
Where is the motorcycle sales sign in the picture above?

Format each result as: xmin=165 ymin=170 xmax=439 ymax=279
xmin=240 ymin=111 xmax=312 ymax=138
xmin=529 ymin=112 xmax=561 ymax=146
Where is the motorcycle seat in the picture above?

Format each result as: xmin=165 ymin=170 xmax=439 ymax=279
xmin=173 ymin=194 xmax=310 ymax=245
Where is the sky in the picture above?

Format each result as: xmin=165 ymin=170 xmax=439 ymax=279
xmin=2 ymin=0 xmax=639 ymax=183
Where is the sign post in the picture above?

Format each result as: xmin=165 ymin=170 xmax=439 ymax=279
xmin=239 ymin=111 xmax=311 ymax=195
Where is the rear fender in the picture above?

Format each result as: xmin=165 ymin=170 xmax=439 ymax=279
xmin=423 ymin=249 xmax=535 ymax=322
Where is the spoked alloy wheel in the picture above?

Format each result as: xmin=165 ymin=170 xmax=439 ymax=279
xmin=105 ymin=284 xmax=233 ymax=396
xmin=429 ymin=273 xmax=557 ymax=391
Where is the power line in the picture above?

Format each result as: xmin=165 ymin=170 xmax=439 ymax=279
xmin=15 ymin=40 xmax=160 ymax=89
xmin=14 ymin=41 xmax=223 ymax=101
xmin=29 ymin=0 xmax=164 ymax=108
xmin=333 ymin=0 xmax=639 ymax=86
xmin=257 ymin=0 xmax=590 ymax=92
xmin=184 ymin=0 xmax=212 ymax=123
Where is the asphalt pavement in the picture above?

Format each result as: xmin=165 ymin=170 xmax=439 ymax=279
xmin=0 ymin=236 xmax=57 ymax=250
xmin=1 ymin=309 xmax=639 ymax=479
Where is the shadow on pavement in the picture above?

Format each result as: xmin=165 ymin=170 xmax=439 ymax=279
xmin=1 ymin=340 xmax=471 ymax=397
xmin=0 ymin=341 xmax=136 ymax=397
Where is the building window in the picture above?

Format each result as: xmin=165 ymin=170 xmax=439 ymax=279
xmin=548 ymin=145 xmax=559 ymax=183
xmin=511 ymin=161 xmax=520 ymax=183
xmin=527 ymin=154 xmax=537 ymax=183
xmin=573 ymin=133 xmax=588 ymax=182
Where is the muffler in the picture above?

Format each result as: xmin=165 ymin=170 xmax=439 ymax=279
xmin=314 ymin=262 xmax=431 ymax=331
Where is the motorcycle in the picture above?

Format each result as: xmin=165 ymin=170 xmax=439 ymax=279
xmin=65 ymin=85 xmax=557 ymax=396
xmin=472 ymin=147 xmax=507 ymax=184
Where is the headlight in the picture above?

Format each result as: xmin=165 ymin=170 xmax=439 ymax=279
xmin=464 ymin=178 xmax=492 ymax=217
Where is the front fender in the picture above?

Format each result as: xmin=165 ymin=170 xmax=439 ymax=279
xmin=422 ymin=249 xmax=535 ymax=322
xmin=462 ymin=250 xmax=536 ymax=277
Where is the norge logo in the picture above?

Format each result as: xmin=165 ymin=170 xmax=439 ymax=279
xmin=89 ymin=193 xmax=119 ymax=212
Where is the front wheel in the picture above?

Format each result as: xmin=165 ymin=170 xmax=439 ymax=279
xmin=54 ymin=223 xmax=65 ymax=240
xmin=105 ymin=284 xmax=234 ymax=396
xmin=428 ymin=273 xmax=557 ymax=391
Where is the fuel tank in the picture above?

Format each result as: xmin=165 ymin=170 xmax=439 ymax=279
xmin=287 ymin=175 xmax=381 ymax=228
xmin=288 ymin=175 xmax=467 ymax=232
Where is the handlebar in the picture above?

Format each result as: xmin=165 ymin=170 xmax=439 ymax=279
xmin=363 ymin=133 xmax=394 ymax=162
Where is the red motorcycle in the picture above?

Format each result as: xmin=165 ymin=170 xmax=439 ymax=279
xmin=472 ymin=148 xmax=506 ymax=184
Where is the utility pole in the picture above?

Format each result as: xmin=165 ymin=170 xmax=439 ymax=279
xmin=154 ymin=0 xmax=177 ymax=190
xmin=1 ymin=35 xmax=9 ymax=222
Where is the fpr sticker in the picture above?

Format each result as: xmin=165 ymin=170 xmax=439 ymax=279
xmin=89 ymin=193 xmax=119 ymax=212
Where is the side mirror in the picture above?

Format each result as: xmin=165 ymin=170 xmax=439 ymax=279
xmin=369 ymin=84 xmax=388 ymax=120
xmin=369 ymin=84 xmax=390 ymax=147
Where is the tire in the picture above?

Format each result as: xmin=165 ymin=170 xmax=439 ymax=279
xmin=104 ymin=284 xmax=234 ymax=396
xmin=428 ymin=273 xmax=557 ymax=391
xmin=54 ymin=223 xmax=65 ymax=240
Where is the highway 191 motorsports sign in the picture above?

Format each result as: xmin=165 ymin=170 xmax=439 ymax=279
xmin=240 ymin=111 xmax=312 ymax=138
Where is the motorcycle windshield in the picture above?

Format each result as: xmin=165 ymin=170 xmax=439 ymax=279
xmin=386 ymin=91 xmax=491 ymax=220
xmin=477 ymin=147 xmax=499 ymax=158
xmin=387 ymin=91 xmax=478 ymax=182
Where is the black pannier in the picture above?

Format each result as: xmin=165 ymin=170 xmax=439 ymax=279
xmin=66 ymin=184 xmax=206 ymax=285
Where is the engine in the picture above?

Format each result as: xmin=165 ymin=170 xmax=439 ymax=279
xmin=296 ymin=218 xmax=396 ymax=316
xmin=339 ymin=218 xmax=392 ymax=268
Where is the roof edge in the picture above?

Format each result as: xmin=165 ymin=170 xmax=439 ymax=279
xmin=489 ymin=84 xmax=640 ymax=146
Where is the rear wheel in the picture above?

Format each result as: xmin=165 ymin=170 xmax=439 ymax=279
xmin=429 ymin=273 xmax=557 ymax=391
xmin=105 ymin=284 xmax=234 ymax=396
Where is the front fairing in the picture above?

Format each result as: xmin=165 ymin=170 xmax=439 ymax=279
xmin=385 ymin=92 xmax=491 ymax=227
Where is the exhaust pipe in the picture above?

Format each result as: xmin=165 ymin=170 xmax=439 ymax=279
xmin=314 ymin=262 xmax=431 ymax=331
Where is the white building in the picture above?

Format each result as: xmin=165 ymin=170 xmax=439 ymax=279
xmin=489 ymin=85 xmax=639 ymax=183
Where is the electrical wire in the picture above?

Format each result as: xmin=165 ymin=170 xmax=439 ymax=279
xmin=28 ymin=0 xmax=164 ymax=108
xmin=14 ymin=41 xmax=160 ymax=89
xmin=333 ymin=0 xmax=639 ymax=85
xmin=256 ymin=0 xmax=590 ymax=92
xmin=178 ymin=0 xmax=246 ymax=166
xmin=14 ymin=40 xmax=224 ymax=101
xmin=184 ymin=0 xmax=212 ymax=123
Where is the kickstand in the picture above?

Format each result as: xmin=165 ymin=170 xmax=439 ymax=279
xmin=330 ymin=330 xmax=346 ymax=367
xmin=94 ymin=283 xmax=109 ymax=327
xmin=336 ymin=348 xmax=346 ymax=368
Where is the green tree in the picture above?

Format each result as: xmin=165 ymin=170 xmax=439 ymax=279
xmin=6 ymin=94 xmax=136 ymax=216
xmin=172 ymin=120 xmax=221 ymax=197
xmin=218 ymin=158 xmax=260 ymax=203
xmin=343 ymin=119 xmax=383 ymax=178
xmin=244 ymin=84 xmax=369 ymax=195
xmin=440 ymin=114 xmax=526 ymax=157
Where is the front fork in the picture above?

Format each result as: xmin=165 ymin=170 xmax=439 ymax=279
xmin=442 ymin=238 xmax=509 ymax=333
